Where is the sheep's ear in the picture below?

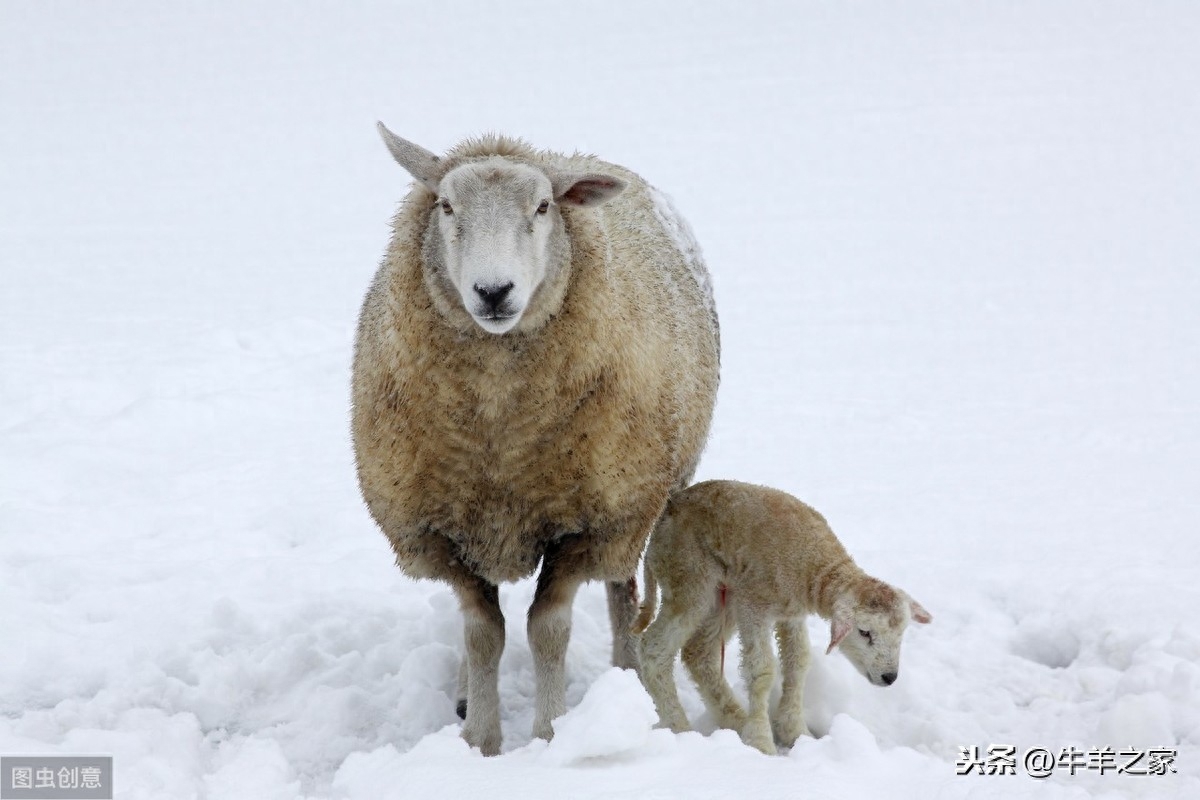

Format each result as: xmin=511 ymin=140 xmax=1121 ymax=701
xmin=377 ymin=122 xmax=441 ymax=193
xmin=549 ymin=171 xmax=626 ymax=207
xmin=910 ymin=599 xmax=933 ymax=624
xmin=826 ymin=617 xmax=851 ymax=655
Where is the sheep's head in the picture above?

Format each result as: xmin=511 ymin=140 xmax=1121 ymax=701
xmin=826 ymin=580 xmax=932 ymax=687
xmin=378 ymin=123 xmax=625 ymax=335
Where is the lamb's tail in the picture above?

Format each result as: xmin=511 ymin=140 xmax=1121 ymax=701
xmin=631 ymin=556 xmax=657 ymax=634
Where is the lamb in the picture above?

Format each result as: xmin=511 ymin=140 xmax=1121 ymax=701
xmin=352 ymin=125 xmax=720 ymax=755
xmin=634 ymin=480 xmax=932 ymax=755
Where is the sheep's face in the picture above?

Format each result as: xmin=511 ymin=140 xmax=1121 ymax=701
xmin=827 ymin=587 xmax=932 ymax=687
xmin=374 ymin=125 xmax=627 ymax=335
xmin=432 ymin=160 xmax=560 ymax=335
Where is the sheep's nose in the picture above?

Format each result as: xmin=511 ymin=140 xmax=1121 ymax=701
xmin=881 ymin=671 xmax=897 ymax=686
xmin=474 ymin=282 xmax=514 ymax=311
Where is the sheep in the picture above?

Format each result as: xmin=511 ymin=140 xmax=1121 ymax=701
xmin=634 ymin=479 xmax=932 ymax=755
xmin=352 ymin=125 xmax=720 ymax=755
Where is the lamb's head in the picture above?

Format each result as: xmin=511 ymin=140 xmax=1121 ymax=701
xmin=378 ymin=123 xmax=625 ymax=335
xmin=826 ymin=578 xmax=932 ymax=687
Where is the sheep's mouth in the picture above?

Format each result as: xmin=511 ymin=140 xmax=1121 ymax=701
xmin=469 ymin=302 xmax=519 ymax=322
xmin=473 ymin=311 xmax=521 ymax=335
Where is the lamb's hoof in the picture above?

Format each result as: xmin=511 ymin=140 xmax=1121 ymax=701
xmin=773 ymin=718 xmax=811 ymax=748
xmin=456 ymin=699 xmax=467 ymax=720
xmin=741 ymin=725 xmax=777 ymax=756
xmin=653 ymin=716 xmax=691 ymax=734
xmin=461 ymin=723 xmax=501 ymax=757
xmin=717 ymin=708 xmax=748 ymax=732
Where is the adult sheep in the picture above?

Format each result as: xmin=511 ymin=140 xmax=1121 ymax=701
xmin=352 ymin=125 xmax=720 ymax=755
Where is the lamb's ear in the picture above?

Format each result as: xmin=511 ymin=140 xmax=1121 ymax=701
xmin=377 ymin=122 xmax=441 ymax=193
xmin=549 ymin=171 xmax=626 ymax=207
xmin=826 ymin=617 xmax=852 ymax=655
xmin=910 ymin=599 xmax=933 ymax=624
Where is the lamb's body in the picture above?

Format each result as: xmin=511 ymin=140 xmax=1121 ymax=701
xmin=635 ymin=480 xmax=931 ymax=754
xmin=353 ymin=130 xmax=719 ymax=754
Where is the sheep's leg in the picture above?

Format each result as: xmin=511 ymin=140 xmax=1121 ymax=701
xmin=454 ymin=655 xmax=468 ymax=719
xmin=738 ymin=611 xmax=777 ymax=755
xmin=527 ymin=539 xmax=590 ymax=742
xmin=681 ymin=610 xmax=746 ymax=732
xmin=607 ymin=577 xmax=641 ymax=672
xmin=773 ymin=619 xmax=812 ymax=747
xmin=452 ymin=574 xmax=505 ymax=756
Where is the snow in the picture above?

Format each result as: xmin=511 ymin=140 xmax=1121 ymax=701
xmin=647 ymin=185 xmax=716 ymax=320
xmin=2 ymin=2 xmax=1198 ymax=799
xmin=541 ymin=669 xmax=657 ymax=766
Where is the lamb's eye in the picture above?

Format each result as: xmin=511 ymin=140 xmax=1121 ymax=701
xmin=536 ymin=200 xmax=550 ymax=215
xmin=859 ymin=629 xmax=872 ymax=643
xmin=440 ymin=200 xmax=454 ymax=215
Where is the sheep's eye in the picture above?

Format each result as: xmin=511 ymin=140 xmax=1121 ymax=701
xmin=536 ymin=200 xmax=550 ymax=215
xmin=439 ymin=200 xmax=454 ymax=215
xmin=859 ymin=629 xmax=872 ymax=643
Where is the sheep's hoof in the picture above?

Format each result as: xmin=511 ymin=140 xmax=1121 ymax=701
xmin=456 ymin=699 xmax=467 ymax=720
xmin=462 ymin=724 xmax=501 ymax=757
xmin=531 ymin=719 xmax=556 ymax=743
xmin=613 ymin=643 xmax=641 ymax=673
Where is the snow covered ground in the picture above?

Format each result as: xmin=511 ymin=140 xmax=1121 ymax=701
xmin=2 ymin=2 xmax=1198 ymax=798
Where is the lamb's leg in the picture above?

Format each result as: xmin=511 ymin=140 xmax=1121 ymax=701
xmin=452 ymin=574 xmax=505 ymax=756
xmin=643 ymin=597 xmax=705 ymax=734
xmin=607 ymin=577 xmax=641 ymax=672
xmin=773 ymin=619 xmax=812 ymax=747
xmin=681 ymin=610 xmax=746 ymax=732
xmin=738 ymin=611 xmax=777 ymax=755
xmin=638 ymin=584 xmax=711 ymax=733
xmin=527 ymin=539 xmax=589 ymax=742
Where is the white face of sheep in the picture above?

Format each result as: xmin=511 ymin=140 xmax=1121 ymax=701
xmin=433 ymin=161 xmax=557 ymax=334
xmin=827 ymin=593 xmax=932 ymax=687
xmin=377 ymin=123 xmax=626 ymax=335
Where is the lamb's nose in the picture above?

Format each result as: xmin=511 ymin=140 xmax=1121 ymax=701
xmin=474 ymin=282 xmax=514 ymax=311
xmin=881 ymin=671 xmax=897 ymax=686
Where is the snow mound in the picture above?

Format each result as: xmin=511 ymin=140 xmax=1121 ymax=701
xmin=541 ymin=668 xmax=657 ymax=765
xmin=204 ymin=737 xmax=300 ymax=800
